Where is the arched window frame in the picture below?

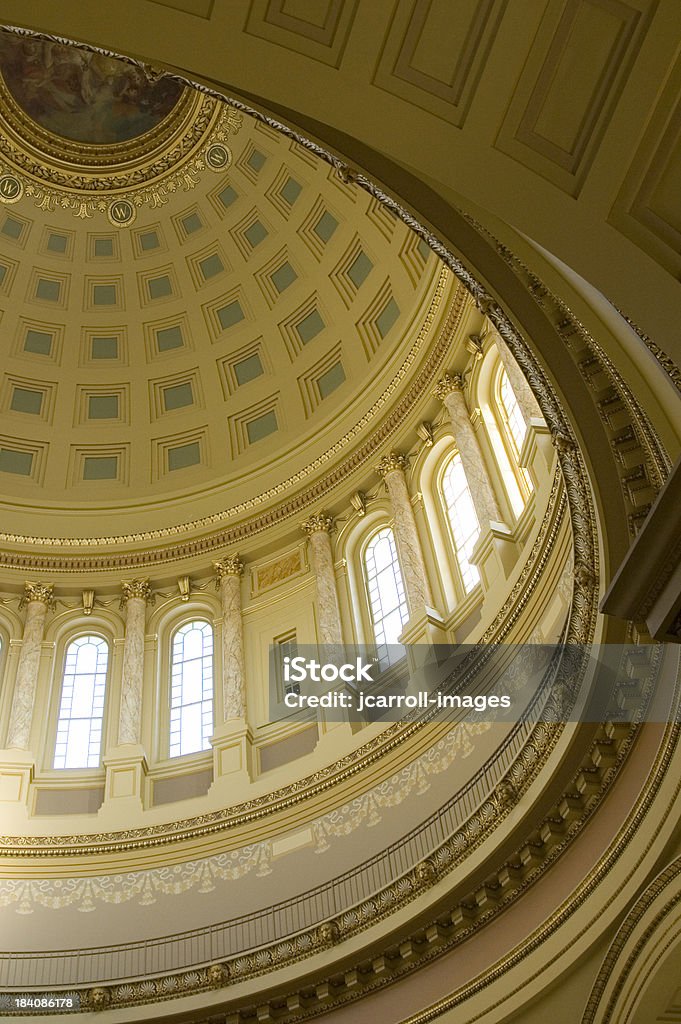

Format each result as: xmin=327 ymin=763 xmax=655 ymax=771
xmin=146 ymin=596 xmax=221 ymax=765
xmin=438 ymin=450 xmax=482 ymax=595
xmin=492 ymin=361 xmax=533 ymax=505
xmin=361 ymin=524 xmax=409 ymax=666
xmin=52 ymin=632 xmax=110 ymax=770
xmin=167 ymin=618 xmax=215 ymax=760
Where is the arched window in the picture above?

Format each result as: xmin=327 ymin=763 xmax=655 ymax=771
xmin=54 ymin=635 xmax=109 ymax=769
xmin=364 ymin=527 xmax=409 ymax=663
xmin=441 ymin=453 xmax=481 ymax=593
xmin=495 ymin=366 xmax=533 ymax=502
xmin=498 ymin=366 xmax=527 ymax=459
xmin=170 ymin=620 xmax=214 ymax=758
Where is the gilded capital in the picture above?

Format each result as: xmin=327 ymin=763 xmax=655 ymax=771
xmin=20 ymin=581 xmax=55 ymax=609
xmin=432 ymin=373 xmax=465 ymax=401
xmin=376 ymin=451 xmax=409 ymax=478
xmin=301 ymin=512 xmax=334 ymax=535
xmin=120 ymin=579 xmax=154 ymax=607
xmin=213 ymin=555 xmax=244 ymax=581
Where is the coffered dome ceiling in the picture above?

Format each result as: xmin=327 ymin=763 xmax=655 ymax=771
xmin=0 ymin=28 xmax=450 ymax=551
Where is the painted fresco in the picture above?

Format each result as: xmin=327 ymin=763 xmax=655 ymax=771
xmin=0 ymin=32 xmax=183 ymax=144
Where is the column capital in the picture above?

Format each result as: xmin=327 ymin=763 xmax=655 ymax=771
xmin=376 ymin=451 xmax=409 ymax=478
xmin=301 ymin=512 xmax=334 ymax=535
xmin=213 ymin=555 xmax=244 ymax=582
xmin=119 ymin=579 xmax=154 ymax=608
xmin=432 ymin=372 xmax=465 ymax=401
xmin=19 ymin=582 xmax=55 ymax=610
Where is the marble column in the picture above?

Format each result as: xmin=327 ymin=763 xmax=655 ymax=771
xmin=433 ymin=374 xmax=502 ymax=527
xmin=302 ymin=513 xmax=343 ymax=646
xmin=6 ymin=582 xmax=54 ymax=750
xmin=214 ymin=556 xmax=246 ymax=720
xmin=117 ymin=579 xmax=153 ymax=746
xmin=210 ymin=556 xmax=252 ymax=792
xmin=493 ymin=332 xmax=543 ymax=427
xmin=376 ymin=452 xmax=433 ymax=618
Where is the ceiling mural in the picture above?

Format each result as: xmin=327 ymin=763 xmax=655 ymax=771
xmin=0 ymin=31 xmax=182 ymax=144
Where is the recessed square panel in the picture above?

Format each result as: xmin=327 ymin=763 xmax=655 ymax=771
xmin=88 ymin=395 xmax=119 ymax=419
xmin=376 ymin=298 xmax=400 ymax=338
xmin=244 ymin=220 xmax=268 ymax=248
xmin=0 ymin=265 xmax=6 ymax=285
xmin=83 ymin=456 xmax=118 ymax=480
xmin=25 ymin=330 xmax=53 ymax=355
xmin=93 ymin=284 xmax=117 ymax=305
xmin=47 ymin=233 xmax=67 ymax=253
xmin=246 ymin=410 xmax=277 ymax=444
xmin=163 ymin=382 xmax=193 ymax=410
xmin=149 ymin=276 xmax=172 ymax=299
xmin=234 ymin=353 xmax=263 ymax=385
xmin=217 ymin=300 xmax=244 ymax=330
xmin=36 ymin=278 xmax=60 ymax=302
xmin=247 ymin=149 xmax=266 ymax=172
xmin=182 ymin=212 xmax=202 ymax=234
xmin=0 ymin=449 xmax=32 ymax=475
xmin=218 ymin=185 xmax=237 ymax=208
xmin=347 ymin=251 xmax=373 ymax=288
xmin=156 ymin=325 xmax=183 ymax=352
xmin=91 ymin=336 xmax=118 ymax=359
xmin=417 ymin=237 xmax=432 ymax=261
xmin=140 ymin=231 xmax=159 ymax=251
xmin=11 ymin=388 xmax=43 ymax=414
xmin=199 ymin=254 xmax=223 ymax=280
xmin=2 ymin=217 xmax=21 ymax=239
xmin=280 ymin=177 xmax=302 ymax=205
xmin=296 ymin=309 xmax=325 ymax=343
xmin=318 ymin=361 xmax=346 ymax=399
xmin=94 ymin=238 xmax=114 ymax=257
xmin=313 ymin=211 xmax=338 ymax=242
xmin=168 ymin=441 xmax=200 ymax=470
xmin=271 ymin=262 xmax=297 ymax=293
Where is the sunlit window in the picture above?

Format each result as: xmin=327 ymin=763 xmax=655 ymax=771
xmin=364 ymin=527 xmax=409 ymax=664
xmin=442 ymin=453 xmax=481 ymax=593
xmin=170 ymin=620 xmax=213 ymax=757
xmin=54 ymin=635 xmax=108 ymax=769
xmin=499 ymin=367 xmax=527 ymax=457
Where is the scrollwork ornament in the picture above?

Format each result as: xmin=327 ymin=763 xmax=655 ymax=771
xmin=120 ymin=579 xmax=154 ymax=607
xmin=19 ymin=581 xmax=55 ymax=609
xmin=301 ymin=512 xmax=334 ymax=535
xmin=432 ymin=372 xmax=465 ymax=401
xmin=213 ymin=555 xmax=244 ymax=582
xmin=376 ymin=451 xmax=409 ymax=477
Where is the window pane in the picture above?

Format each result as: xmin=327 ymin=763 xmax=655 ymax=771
xmin=169 ymin=620 xmax=213 ymax=757
xmin=499 ymin=368 xmax=526 ymax=457
xmin=442 ymin=454 xmax=481 ymax=593
xmin=364 ymin=528 xmax=409 ymax=665
xmin=54 ymin=636 xmax=108 ymax=769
